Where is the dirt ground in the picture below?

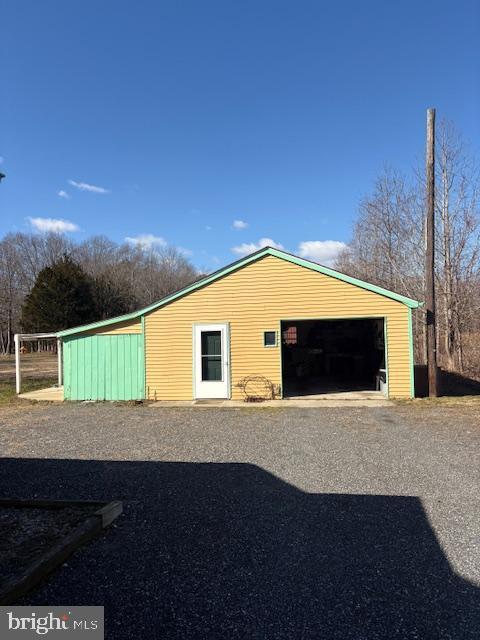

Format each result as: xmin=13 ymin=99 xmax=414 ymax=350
xmin=0 ymin=353 xmax=58 ymax=380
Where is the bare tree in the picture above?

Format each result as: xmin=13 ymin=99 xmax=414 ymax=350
xmin=335 ymin=123 xmax=480 ymax=378
xmin=336 ymin=167 xmax=422 ymax=293
xmin=435 ymin=120 xmax=480 ymax=372
xmin=75 ymin=237 xmax=198 ymax=311
xmin=0 ymin=232 xmax=198 ymax=351
xmin=0 ymin=238 xmax=21 ymax=354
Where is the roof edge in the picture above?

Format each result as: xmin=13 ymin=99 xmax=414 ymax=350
xmin=56 ymin=309 xmax=144 ymax=337
xmin=57 ymin=246 xmax=422 ymax=337
xmin=56 ymin=247 xmax=272 ymax=337
xmin=267 ymin=248 xmax=422 ymax=309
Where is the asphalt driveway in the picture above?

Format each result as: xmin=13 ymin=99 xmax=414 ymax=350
xmin=0 ymin=403 xmax=478 ymax=639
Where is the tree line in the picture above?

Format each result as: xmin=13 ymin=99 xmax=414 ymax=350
xmin=335 ymin=120 xmax=480 ymax=380
xmin=0 ymin=234 xmax=198 ymax=353
xmin=2 ymin=119 xmax=478 ymax=380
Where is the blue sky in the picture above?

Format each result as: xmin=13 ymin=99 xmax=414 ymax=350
xmin=2 ymin=0 xmax=479 ymax=270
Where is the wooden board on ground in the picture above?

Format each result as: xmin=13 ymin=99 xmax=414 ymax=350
xmin=0 ymin=499 xmax=123 ymax=604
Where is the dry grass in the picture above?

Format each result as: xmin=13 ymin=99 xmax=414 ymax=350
xmin=0 ymin=353 xmax=58 ymax=381
xmin=396 ymin=395 xmax=480 ymax=408
xmin=0 ymin=378 xmax=58 ymax=407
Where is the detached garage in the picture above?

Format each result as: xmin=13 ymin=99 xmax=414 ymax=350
xmin=56 ymin=246 xmax=422 ymax=401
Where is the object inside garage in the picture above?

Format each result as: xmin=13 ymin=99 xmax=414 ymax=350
xmin=281 ymin=318 xmax=386 ymax=397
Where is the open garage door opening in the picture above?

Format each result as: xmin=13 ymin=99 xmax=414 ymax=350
xmin=281 ymin=318 xmax=387 ymax=398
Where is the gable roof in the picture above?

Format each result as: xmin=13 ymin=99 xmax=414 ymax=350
xmin=57 ymin=246 xmax=422 ymax=337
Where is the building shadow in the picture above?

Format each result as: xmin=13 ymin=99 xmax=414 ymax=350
xmin=415 ymin=364 xmax=480 ymax=397
xmin=0 ymin=458 xmax=478 ymax=639
xmin=440 ymin=369 xmax=480 ymax=396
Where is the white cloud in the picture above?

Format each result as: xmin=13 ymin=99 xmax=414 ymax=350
xmin=125 ymin=234 xmax=167 ymax=250
xmin=57 ymin=190 xmax=70 ymax=199
xmin=297 ymin=240 xmax=347 ymax=266
xmin=68 ymin=179 xmax=110 ymax=194
xmin=233 ymin=219 xmax=248 ymax=230
xmin=28 ymin=217 xmax=79 ymax=233
xmin=231 ymin=237 xmax=284 ymax=257
xmin=177 ymin=246 xmax=193 ymax=257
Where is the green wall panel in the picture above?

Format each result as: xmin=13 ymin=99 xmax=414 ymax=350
xmin=63 ymin=334 xmax=145 ymax=400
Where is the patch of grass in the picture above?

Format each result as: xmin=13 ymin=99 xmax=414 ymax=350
xmin=0 ymin=378 xmax=57 ymax=406
xmin=396 ymin=395 xmax=480 ymax=407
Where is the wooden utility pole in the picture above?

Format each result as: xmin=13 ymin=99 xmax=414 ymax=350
xmin=425 ymin=108 xmax=438 ymax=396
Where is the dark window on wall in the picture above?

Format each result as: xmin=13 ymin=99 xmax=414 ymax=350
xmin=264 ymin=331 xmax=277 ymax=347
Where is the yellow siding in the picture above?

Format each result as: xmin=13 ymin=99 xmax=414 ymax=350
xmin=86 ymin=318 xmax=142 ymax=336
xmin=144 ymin=255 xmax=412 ymax=399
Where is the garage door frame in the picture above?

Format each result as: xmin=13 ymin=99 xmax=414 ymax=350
xmin=278 ymin=315 xmax=389 ymax=398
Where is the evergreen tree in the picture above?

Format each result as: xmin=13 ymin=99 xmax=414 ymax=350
xmin=90 ymin=275 xmax=131 ymax=319
xmin=21 ymin=255 xmax=96 ymax=332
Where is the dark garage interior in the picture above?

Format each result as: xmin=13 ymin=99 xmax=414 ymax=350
xmin=281 ymin=318 xmax=386 ymax=397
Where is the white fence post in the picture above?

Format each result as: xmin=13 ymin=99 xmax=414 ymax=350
xmin=57 ymin=338 xmax=62 ymax=386
xmin=14 ymin=334 xmax=21 ymax=394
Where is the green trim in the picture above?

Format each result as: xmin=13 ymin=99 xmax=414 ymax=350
xmin=384 ymin=317 xmax=389 ymax=399
xmin=141 ymin=316 xmax=146 ymax=400
xmin=57 ymin=247 xmax=423 ymax=337
xmin=57 ymin=311 xmax=144 ymax=337
xmin=278 ymin=319 xmax=283 ymax=398
xmin=408 ymin=308 xmax=415 ymax=398
xmin=138 ymin=332 xmax=146 ymax=400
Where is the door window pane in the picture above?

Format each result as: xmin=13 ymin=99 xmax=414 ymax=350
xmin=202 ymin=356 xmax=222 ymax=381
xmin=200 ymin=330 xmax=222 ymax=381
xmin=201 ymin=331 xmax=221 ymax=356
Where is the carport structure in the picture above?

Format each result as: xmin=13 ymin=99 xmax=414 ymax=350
xmin=14 ymin=332 xmax=62 ymax=394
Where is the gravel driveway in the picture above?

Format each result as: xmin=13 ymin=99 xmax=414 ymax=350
xmin=0 ymin=403 xmax=479 ymax=639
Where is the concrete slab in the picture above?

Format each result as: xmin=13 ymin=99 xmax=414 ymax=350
xmin=285 ymin=390 xmax=385 ymax=400
xmin=16 ymin=387 xmax=390 ymax=406
xmin=18 ymin=386 xmax=64 ymax=402
xmin=150 ymin=398 xmax=392 ymax=408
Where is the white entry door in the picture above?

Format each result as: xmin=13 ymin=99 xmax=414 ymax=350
xmin=194 ymin=324 xmax=230 ymax=399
